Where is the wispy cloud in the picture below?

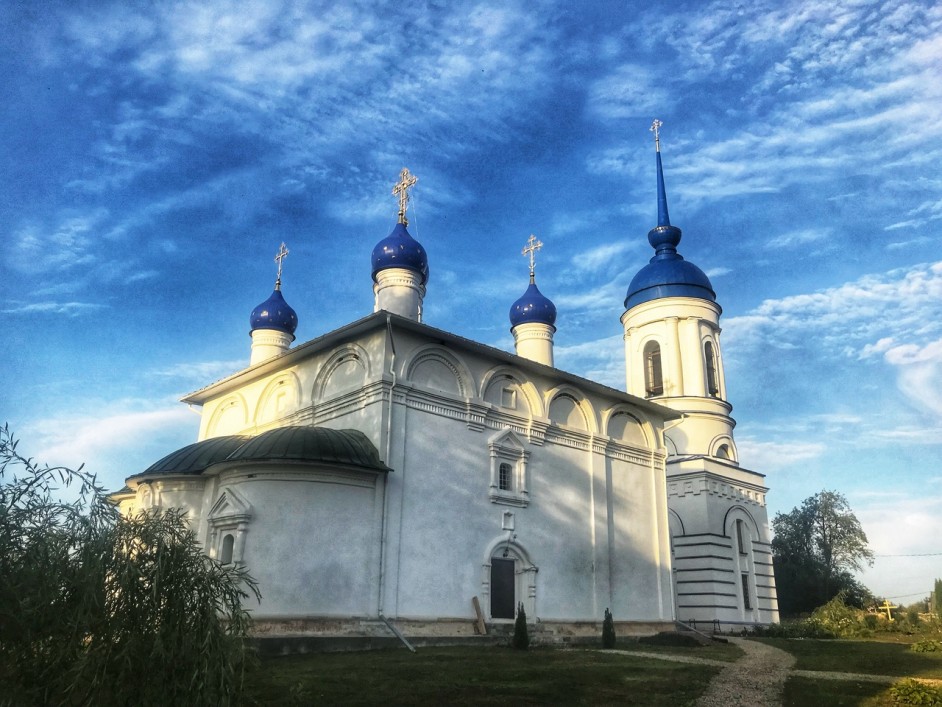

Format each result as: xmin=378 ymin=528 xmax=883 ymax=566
xmin=724 ymin=261 xmax=942 ymax=360
xmin=2 ymin=301 xmax=107 ymax=316
xmin=19 ymin=402 xmax=198 ymax=489
xmin=586 ymin=0 xmax=942 ymax=205
xmin=766 ymin=228 xmax=829 ymax=249
xmin=148 ymin=360 xmax=246 ymax=386
xmin=586 ymin=64 xmax=673 ymax=119
xmin=736 ymin=438 xmax=826 ymax=472
xmin=8 ymin=212 xmax=106 ymax=274
xmin=51 ymin=1 xmax=561 ymax=203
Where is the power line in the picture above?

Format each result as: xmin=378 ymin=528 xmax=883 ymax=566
xmin=874 ymin=552 xmax=942 ymax=558
xmin=883 ymin=591 xmax=931 ymax=600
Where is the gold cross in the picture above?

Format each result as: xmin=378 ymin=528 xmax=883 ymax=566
xmin=522 ymin=234 xmax=543 ymax=279
xmin=650 ymin=118 xmax=663 ymax=152
xmin=392 ymin=167 xmax=418 ymax=226
xmin=274 ymin=242 xmax=289 ymax=288
xmin=878 ymin=599 xmax=898 ymax=621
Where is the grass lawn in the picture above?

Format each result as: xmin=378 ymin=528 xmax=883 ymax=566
xmin=612 ymin=639 xmax=744 ymax=662
xmin=755 ymin=638 xmax=942 ymax=679
xmin=783 ymin=676 xmax=889 ymax=707
xmin=243 ymin=645 xmax=724 ymax=706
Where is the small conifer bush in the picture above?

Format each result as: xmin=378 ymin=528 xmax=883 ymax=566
xmin=513 ymin=602 xmax=529 ymax=650
xmin=602 ymin=608 xmax=616 ymax=649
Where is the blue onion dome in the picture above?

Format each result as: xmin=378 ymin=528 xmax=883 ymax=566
xmin=250 ymin=287 xmax=298 ymax=335
xmin=510 ymin=279 xmax=557 ymax=329
xmin=371 ymin=222 xmax=429 ymax=285
xmin=624 ymin=122 xmax=716 ymax=310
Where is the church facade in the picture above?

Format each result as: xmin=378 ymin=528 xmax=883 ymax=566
xmin=114 ymin=130 xmax=778 ymax=635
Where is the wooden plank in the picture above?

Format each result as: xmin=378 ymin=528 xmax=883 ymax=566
xmin=472 ymin=595 xmax=487 ymax=635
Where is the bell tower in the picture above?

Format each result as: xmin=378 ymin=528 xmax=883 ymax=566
xmin=621 ymin=120 xmax=736 ymax=462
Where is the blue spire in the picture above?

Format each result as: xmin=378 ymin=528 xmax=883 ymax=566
xmin=656 ymin=148 xmax=671 ymax=227
xmin=623 ymin=120 xmax=716 ymax=310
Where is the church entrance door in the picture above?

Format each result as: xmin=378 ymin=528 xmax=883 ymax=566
xmin=490 ymin=558 xmax=515 ymax=619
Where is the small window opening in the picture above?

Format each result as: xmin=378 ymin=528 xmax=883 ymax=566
xmin=501 ymin=387 xmax=516 ymax=409
xmin=736 ymin=520 xmax=746 ymax=555
xmin=644 ymin=341 xmax=663 ymax=397
xmin=717 ymin=444 xmax=731 ymax=460
xmin=220 ymin=534 xmax=235 ymax=565
xmin=741 ymin=573 xmax=752 ymax=610
xmin=705 ymin=341 xmax=719 ymax=396
xmin=498 ymin=463 xmax=513 ymax=491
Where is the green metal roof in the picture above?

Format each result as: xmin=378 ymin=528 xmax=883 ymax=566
xmin=133 ymin=426 xmax=389 ymax=478
xmin=235 ymin=426 xmax=390 ymax=470
xmin=141 ymin=435 xmax=251 ymax=475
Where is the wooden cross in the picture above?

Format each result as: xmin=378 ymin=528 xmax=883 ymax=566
xmin=392 ymin=167 xmax=418 ymax=226
xmin=274 ymin=242 xmax=289 ymax=288
xmin=522 ymin=234 xmax=543 ymax=279
xmin=878 ymin=599 xmax=898 ymax=621
xmin=650 ymin=118 xmax=663 ymax=152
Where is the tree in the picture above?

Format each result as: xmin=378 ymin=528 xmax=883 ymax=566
xmin=512 ymin=602 xmax=529 ymax=649
xmin=771 ymin=490 xmax=874 ymax=616
xmin=0 ymin=424 xmax=260 ymax=705
xmin=602 ymin=608 xmax=616 ymax=649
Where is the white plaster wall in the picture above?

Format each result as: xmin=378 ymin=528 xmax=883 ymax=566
xmin=219 ymin=467 xmax=384 ymax=618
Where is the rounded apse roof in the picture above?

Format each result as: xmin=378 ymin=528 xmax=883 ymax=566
xmin=371 ymin=222 xmax=429 ymax=285
xmin=134 ymin=426 xmax=390 ymax=478
xmin=509 ymin=281 xmax=557 ymax=329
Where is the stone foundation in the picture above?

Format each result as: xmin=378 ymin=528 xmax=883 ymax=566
xmin=249 ymin=616 xmax=675 ymax=654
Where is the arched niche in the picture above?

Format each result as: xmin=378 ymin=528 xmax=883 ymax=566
xmin=314 ymin=345 xmax=370 ymax=402
xmin=255 ymin=373 xmax=302 ymax=425
xmin=710 ymin=435 xmax=738 ymax=463
xmin=723 ymin=505 xmax=761 ymax=540
xmin=481 ymin=368 xmax=536 ymax=417
xmin=664 ymin=433 xmax=678 ymax=457
xmin=545 ymin=387 xmax=594 ymax=433
xmin=404 ymin=346 xmax=472 ymax=398
xmin=206 ymin=394 xmax=249 ymax=437
xmin=604 ymin=409 xmax=648 ymax=447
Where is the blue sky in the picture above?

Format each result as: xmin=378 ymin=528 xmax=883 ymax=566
xmin=2 ymin=0 xmax=940 ymax=602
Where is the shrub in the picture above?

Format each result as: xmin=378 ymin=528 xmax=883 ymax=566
xmin=513 ymin=602 xmax=529 ymax=650
xmin=911 ymin=640 xmax=942 ymax=653
xmin=602 ymin=608 xmax=616 ymax=649
xmin=0 ymin=425 xmax=260 ymax=706
xmin=864 ymin=613 xmax=879 ymax=630
xmin=888 ymin=678 xmax=942 ymax=706
xmin=810 ymin=591 xmax=861 ymax=637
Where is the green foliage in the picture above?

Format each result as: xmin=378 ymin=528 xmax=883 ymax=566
xmin=0 ymin=424 xmax=260 ymax=706
xmin=912 ymin=640 xmax=942 ymax=653
xmin=888 ymin=678 xmax=942 ymax=706
xmin=602 ymin=607 xmax=616 ymax=649
xmin=808 ymin=591 xmax=862 ymax=637
xmin=513 ymin=602 xmax=529 ymax=650
xmin=935 ymin=579 xmax=942 ymax=618
xmin=772 ymin=489 xmax=874 ymax=616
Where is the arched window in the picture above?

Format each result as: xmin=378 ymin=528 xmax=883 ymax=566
xmin=220 ymin=534 xmax=235 ymax=565
xmin=705 ymin=341 xmax=719 ymax=396
xmin=716 ymin=444 xmax=731 ymax=460
xmin=644 ymin=341 xmax=663 ymax=397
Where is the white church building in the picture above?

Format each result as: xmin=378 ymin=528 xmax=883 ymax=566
xmin=114 ymin=126 xmax=779 ymax=637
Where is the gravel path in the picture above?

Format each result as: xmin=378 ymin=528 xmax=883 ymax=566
xmin=607 ymin=639 xmax=942 ymax=705
xmin=695 ymin=638 xmax=796 ymax=707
